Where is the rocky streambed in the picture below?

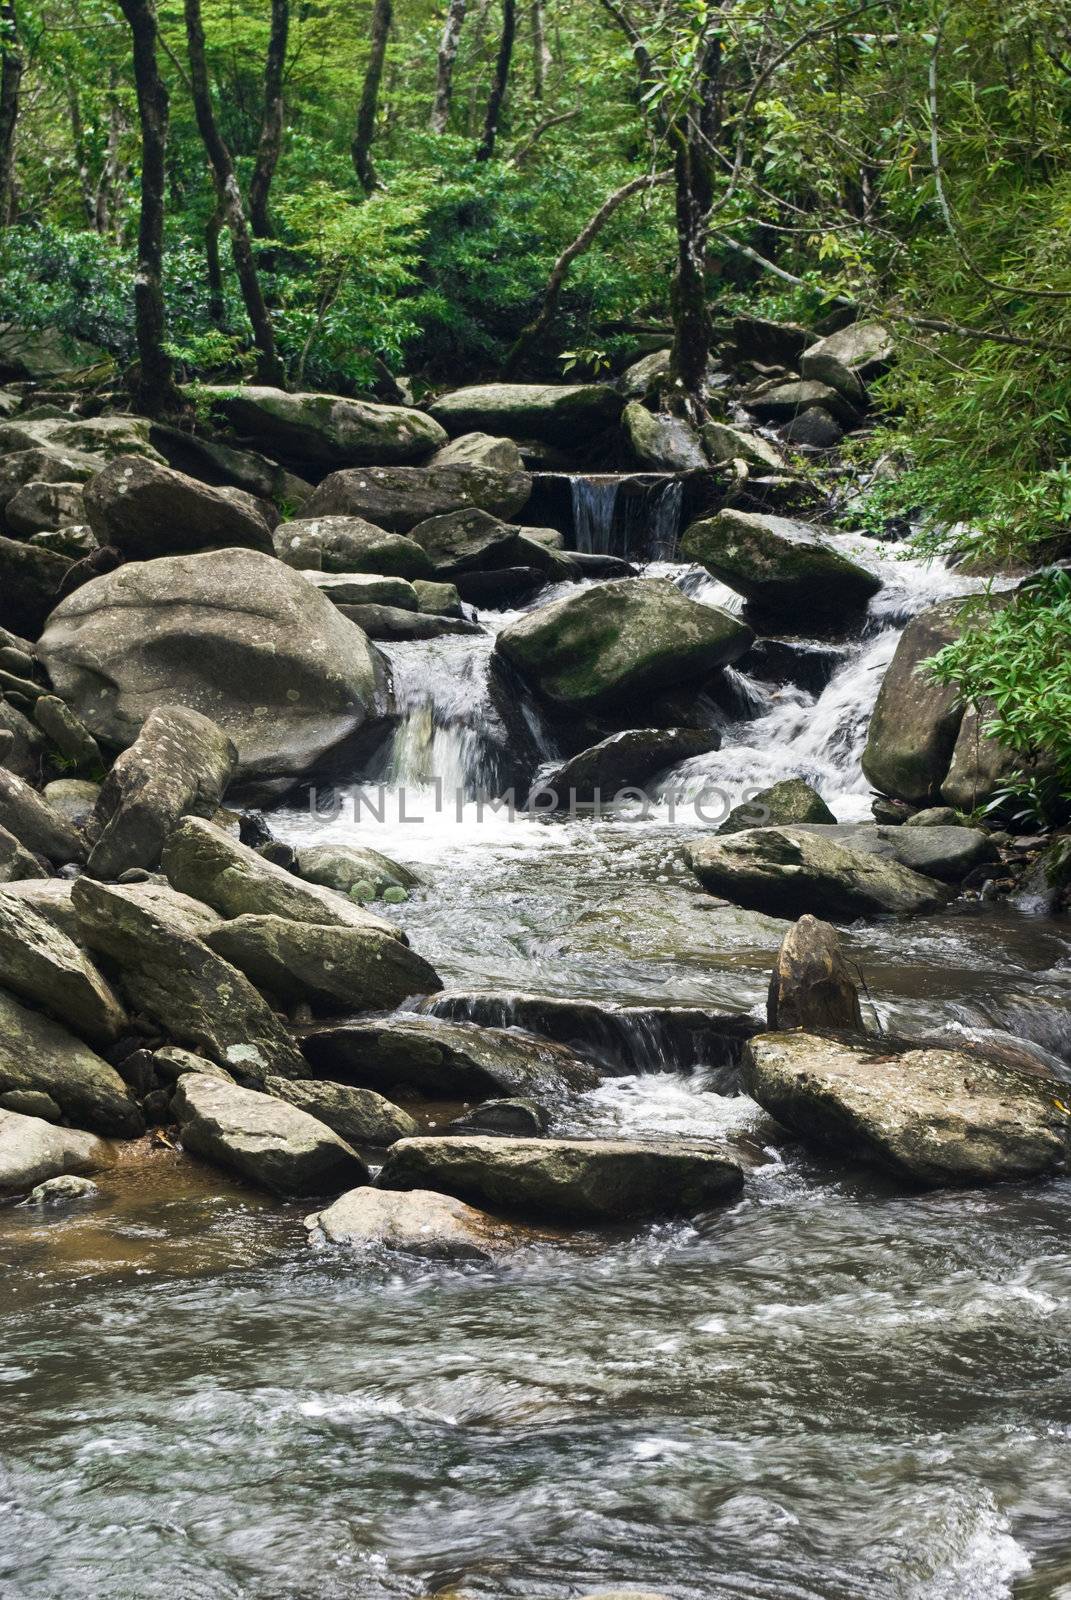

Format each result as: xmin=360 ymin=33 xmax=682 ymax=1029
xmin=0 ymin=321 xmax=1070 ymax=1599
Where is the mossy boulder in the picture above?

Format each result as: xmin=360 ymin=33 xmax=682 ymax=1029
xmin=197 ymin=385 xmax=447 ymax=468
xmin=861 ymin=599 xmax=967 ymax=804
xmin=305 ymin=463 xmax=531 ymax=532
xmin=428 ymin=382 xmax=624 ymax=445
xmin=621 ymin=402 xmax=708 ymax=471
xmin=272 ymin=514 xmax=434 ymax=579
xmin=680 ymin=510 xmax=881 ymax=620
xmin=719 ymin=778 xmax=836 ymax=834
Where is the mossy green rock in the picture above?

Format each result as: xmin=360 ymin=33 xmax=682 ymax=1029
xmin=428 ymin=383 xmax=624 ymax=446
xmin=273 ymin=515 xmax=434 ymax=579
xmin=861 ymin=599 xmax=967 ymax=804
xmin=681 ymin=510 xmax=881 ymax=620
xmin=198 ymin=385 xmax=447 ymax=468
xmin=719 ymin=778 xmax=836 ymax=834
xmin=305 ymin=463 xmax=532 ymax=533
xmin=495 ymin=578 xmax=753 ymax=713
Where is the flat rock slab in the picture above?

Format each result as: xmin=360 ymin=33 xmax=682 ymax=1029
xmin=306 ymin=1185 xmax=520 ymax=1261
xmin=377 ymin=1136 xmax=744 ymax=1222
xmin=304 ymin=464 xmax=532 ymax=534
xmin=744 ymin=1031 xmax=1071 ymax=1187
xmin=173 ymin=1073 xmax=368 ymax=1196
xmin=428 ymin=382 xmax=623 ymax=445
xmin=206 ymin=914 xmax=442 ymax=1012
xmin=266 ymin=1077 xmax=418 ymax=1146
xmin=791 ymin=821 xmax=996 ymax=882
xmin=540 ymin=727 xmax=721 ymax=805
xmin=0 ymin=1109 xmax=113 ymax=1194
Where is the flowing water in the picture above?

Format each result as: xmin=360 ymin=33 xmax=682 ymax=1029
xmin=3 ymin=528 xmax=1071 ymax=1599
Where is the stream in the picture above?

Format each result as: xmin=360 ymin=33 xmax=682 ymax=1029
xmin=2 ymin=497 xmax=1070 ymax=1599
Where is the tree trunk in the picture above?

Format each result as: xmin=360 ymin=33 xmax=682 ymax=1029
xmin=430 ymin=0 xmax=466 ymax=133
xmin=530 ymin=0 xmax=549 ymax=100
xmin=116 ymin=0 xmax=181 ymax=415
xmin=205 ymin=201 xmax=225 ymax=323
xmin=668 ymin=29 xmax=720 ymax=420
xmin=185 ymin=0 xmax=284 ymax=385
xmin=0 ymin=0 xmax=23 ymax=225
xmin=95 ymin=89 xmax=128 ymax=237
xmin=475 ymin=0 xmax=515 ymax=161
xmin=351 ymin=0 xmax=392 ymax=192
xmin=249 ymin=0 xmax=288 ymax=237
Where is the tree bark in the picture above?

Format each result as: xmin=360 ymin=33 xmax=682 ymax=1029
xmin=475 ymin=0 xmax=515 ymax=161
xmin=530 ymin=0 xmax=549 ymax=99
xmin=116 ymin=0 xmax=182 ymax=415
xmin=352 ymin=0 xmax=392 ymax=192
xmin=185 ymin=0 xmax=284 ymax=384
xmin=668 ymin=28 xmax=720 ymax=419
xmin=205 ymin=201 xmax=225 ymax=323
xmin=249 ymin=0 xmax=288 ymax=237
xmin=0 ymin=0 xmax=23 ymax=225
xmin=430 ymin=0 xmax=466 ymax=133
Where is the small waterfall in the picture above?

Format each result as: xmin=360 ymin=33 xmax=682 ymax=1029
xmin=380 ymin=633 xmax=508 ymax=798
xmin=645 ymin=477 xmax=684 ymax=561
xmin=571 ymin=477 xmax=620 ymax=555
xmin=569 ymin=474 xmax=685 ymax=562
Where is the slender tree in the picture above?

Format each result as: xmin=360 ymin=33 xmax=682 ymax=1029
xmin=530 ymin=0 xmax=549 ymax=100
xmin=116 ymin=0 xmax=181 ymax=414
xmin=0 ymin=0 xmax=22 ymax=224
xmin=184 ymin=0 xmax=284 ymax=384
xmin=249 ymin=0 xmax=289 ymax=237
xmin=352 ymin=0 xmax=392 ymax=192
xmin=430 ymin=0 xmax=466 ymax=133
xmin=475 ymin=0 xmax=515 ymax=161
xmin=667 ymin=24 xmax=720 ymax=418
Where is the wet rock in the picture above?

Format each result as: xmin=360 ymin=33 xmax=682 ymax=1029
xmin=407 ymin=507 xmax=519 ymax=575
xmin=162 ymin=817 xmax=399 ymax=936
xmin=940 ymin=701 xmax=1020 ymax=813
xmin=428 ymin=383 xmax=623 ymax=445
xmin=0 ymin=1109 xmax=112 ymax=1194
xmin=302 ymin=1014 xmax=599 ymax=1099
xmin=295 ymin=842 xmax=420 ymax=897
xmin=447 ymin=1098 xmax=549 ymax=1137
xmin=0 ymin=767 xmax=84 ymax=862
xmin=266 ymin=1076 xmax=418 ymax=1146
xmin=82 ymin=457 xmax=274 ymax=561
xmin=429 ymin=432 xmax=524 ymax=472
xmin=412 ymin=579 xmax=462 ymax=616
xmin=33 ymin=694 xmax=102 ymax=769
xmin=778 ymin=407 xmax=844 ymax=448
xmin=273 ymin=514 xmax=434 ymax=579
xmin=0 ymin=892 xmax=126 ymax=1045
xmin=198 ymin=385 xmax=447 ymax=469
xmin=539 ymin=728 xmax=721 ymax=805
xmin=685 ymin=825 xmax=947 ymax=920
xmin=495 ymin=579 xmax=752 ymax=714
xmin=86 ymin=706 xmax=237 ymax=880
xmin=22 ymin=1172 xmax=100 ymax=1205
xmin=0 ymin=1088 xmax=61 ymax=1119
xmin=305 ymin=463 xmax=532 ymax=534
xmin=152 ymin=1045 xmax=234 ymax=1084
xmin=0 ymin=988 xmax=141 ymax=1135
xmin=793 ymin=820 xmax=996 ymax=883
xmin=377 ymin=1135 xmax=744 ymax=1222
xmin=6 ymin=480 xmax=86 ymax=535
xmin=701 ymin=421 xmax=786 ymax=471
xmin=303 ymin=572 xmax=419 ymax=609
xmin=173 ymin=1073 xmax=367 ymax=1195
xmin=337 ymin=602 xmax=481 ymax=640
xmin=39 ymin=548 xmax=392 ymax=793
xmin=0 ymin=534 xmax=72 ymax=637
xmin=719 ymin=778 xmax=836 ymax=834
xmin=767 ymin=914 xmax=864 ymax=1033
xmin=0 ymin=823 xmax=47 ymax=883
xmin=747 ymin=379 xmax=859 ymax=427
xmin=622 ymin=402 xmax=707 ymax=472
xmin=744 ymin=1031 xmax=1071 ymax=1186
xmin=306 ymin=1185 xmax=518 ymax=1261
xmin=455 ymin=566 xmax=545 ymax=608
xmin=680 ymin=510 xmax=881 ymax=621
xmin=801 ymin=319 xmax=894 ymax=385
xmin=205 ymin=914 xmax=441 ymax=1012
xmin=71 ymin=877 xmax=309 ymax=1081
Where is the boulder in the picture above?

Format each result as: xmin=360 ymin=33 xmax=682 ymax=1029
xmin=685 ymin=825 xmax=947 ymax=920
xmin=861 ymin=599 xmax=968 ymax=804
xmin=0 ymin=325 xmax=106 ymax=381
xmin=266 ymin=1077 xmax=418 ymax=1146
xmin=6 ymin=480 xmax=86 ymax=535
xmin=719 ymin=778 xmax=836 ymax=834
xmin=149 ymin=423 xmax=313 ymax=509
xmin=0 ymin=534 xmax=72 ymax=637
xmin=302 ymin=572 xmax=419 ymax=609
xmin=302 ymin=1014 xmax=599 ymax=1098
xmin=0 ymin=823 xmax=47 ymax=883
xmin=273 ymin=515 xmax=434 ymax=579
xmin=680 ymin=510 xmax=881 ymax=620
xmin=778 ymin=407 xmax=844 ymax=448
xmin=495 ymin=579 xmax=753 ymax=713
xmin=767 ymin=915 xmax=864 ymax=1032
xmin=197 ymin=385 xmax=447 ymax=468
xmin=0 ymin=768 xmax=84 ymax=861
xmin=429 ymin=432 xmax=524 ymax=472
xmin=0 ymin=893 xmax=126 ymax=1044
xmin=801 ymin=319 xmax=894 ymax=384
xmin=83 ymin=457 xmax=275 ymax=560
xmin=152 ymin=1045 xmax=234 ymax=1084
xmin=0 ymin=878 xmax=79 ymax=937
xmin=0 ymin=988 xmax=142 ymax=1135
xmin=38 ymin=548 xmax=392 ymax=792
xmin=448 ymin=1098 xmax=549 ymax=1137
xmin=377 ymin=1135 xmax=744 ymax=1221
xmin=21 ymin=1173 xmax=99 ymax=1204
xmin=31 ymin=524 xmax=97 ymax=559
xmin=71 ymin=877 xmax=309 ymax=1081
xmin=730 ymin=315 xmax=816 ymax=367
xmin=701 ymin=421 xmax=785 ymax=471
xmin=743 ymin=1031 xmax=1070 ymax=1186
xmin=30 ymin=415 xmax=163 ymax=462
xmin=0 ymin=1089 xmax=59 ymax=1119
xmin=793 ymin=820 xmax=996 ymax=883
xmin=428 ymin=383 xmax=624 ymax=445
xmin=161 ymin=816 xmax=399 ymax=936
xmin=412 ymin=579 xmax=462 ymax=616
xmin=406 ymin=507 xmax=518 ymax=575
xmin=0 ymin=698 xmax=47 ymax=779
xmin=940 ymin=701 xmax=1019 ymax=812
xmin=33 ymin=695 xmax=102 ymax=769
xmin=307 ymin=1185 xmax=517 ymax=1261
xmin=0 ymin=1109 xmax=112 ymax=1195
xmin=295 ymin=842 xmax=420 ymax=897
xmin=619 ymin=347 xmax=671 ymax=397
xmin=304 ymin=464 xmax=532 ymax=533
xmin=621 ymin=403 xmax=708 ymax=472
xmin=455 ymin=567 xmax=544 ymax=608
xmin=173 ymin=1073 xmax=367 ymax=1195
xmin=746 ymin=380 xmax=859 ymax=426
xmin=539 ymin=727 xmax=721 ymax=805
xmin=205 ymin=914 xmax=442 ymax=1012
xmin=86 ymin=706 xmax=237 ymax=879
xmin=336 ymin=603 xmax=481 ymax=640
xmin=43 ymin=778 xmax=100 ymax=828
xmin=0 ymin=446 xmax=100 ymax=513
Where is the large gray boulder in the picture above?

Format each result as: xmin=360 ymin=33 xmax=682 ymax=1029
xmin=429 ymin=432 xmax=524 ymax=472
xmin=272 ymin=515 xmax=434 ymax=579
xmin=302 ymin=572 xmax=419 ymax=609
xmin=0 ymin=878 xmax=79 ymax=938
xmin=792 ymin=820 xmax=996 ymax=883
xmin=766 ymin=915 xmax=863 ymax=1033
xmin=161 ymin=817 xmax=398 ymax=937
xmin=86 ymin=706 xmax=237 ymax=879
xmin=0 ymin=325 xmax=106 ymax=381
xmin=173 ymin=1073 xmax=368 ymax=1195
xmin=801 ymin=320 xmax=894 ymax=385
xmin=0 ymin=988 xmax=142 ymax=1135
xmin=940 ymin=701 xmax=1020 ymax=813
xmin=0 ymin=446 xmax=100 ymax=514
xmin=406 ymin=507 xmax=519 ymax=576
xmin=744 ymin=1031 xmax=1070 ymax=1187
xmin=685 ymin=825 xmax=947 ymax=920
xmin=6 ymin=480 xmax=86 ymax=536
xmin=0 ymin=893 xmax=126 ymax=1045
xmin=861 ymin=599 xmax=968 ymax=804
xmin=335 ymin=603 xmax=480 ymax=641
xmin=377 ymin=1135 xmax=744 ymax=1221
xmin=302 ymin=1014 xmax=599 ymax=1098
xmin=197 ymin=385 xmax=447 ymax=468
xmin=701 ymin=421 xmax=785 ymax=471
xmin=0 ymin=768 xmax=84 ymax=862
xmin=0 ymin=1109 xmax=113 ymax=1195
xmin=0 ymin=823 xmax=47 ymax=883
xmin=719 ymin=777 xmax=836 ymax=834
xmin=38 ymin=548 xmax=392 ymax=792
xmin=680 ymin=511 xmax=881 ymax=620
xmin=295 ymin=841 xmax=420 ymax=898
xmin=0 ymin=534 xmax=72 ymax=638
xmin=304 ymin=463 xmax=532 ymax=533
xmin=495 ymin=579 xmax=752 ymax=713
xmin=539 ymin=728 xmax=721 ymax=805
xmin=622 ymin=403 xmax=708 ymax=472
xmin=205 ymin=914 xmax=441 ymax=1012
xmin=307 ymin=1185 xmax=519 ymax=1261
xmin=266 ymin=1078 xmax=417 ymax=1147
xmin=83 ymin=457 xmax=274 ymax=561
xmin=428 ymin=383 xmax=624 ymax=445
xmin=746 ymin=379 xmax=859 ymax=425
xmin=71 ymin=877 xmax=308 ymax=1081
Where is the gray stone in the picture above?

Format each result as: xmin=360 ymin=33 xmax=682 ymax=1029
xmin=197 ymin=385 xmax=447 ymax=468
xmin=0 ymin=988 xmax=141 ymax=1135
xmin=940 ymin=701 xmax=1019 ymax=812
xmin=83 ymin=456 xmax=274 ymax=561
xmin=306 ymin=1185 xmax=519 ymax=1261
xmin=336 ymin=603 xmax=481 ymax=640
xmin=622 ymin=402 xmax=708 ymax=472
xmin=801 ymin=320 xmax=894 ymax=382
xmin=0 ymin=325 xmax=106 ymax=380
xmin=22 ymin=1173 xmax=99 ymax=1204
xmin=719 ymin=778 xmax=836 ymax=834
xmin=407 ymin=507 xmax=519 ymax=575
xmin=266 ymin=1077 xmax=418 ymax=1146
xmin=793 ymin=820 xmax=996 ymax=883
xmin=33 ymin=694 xmax=102 ymax=769
xmin=0 ymin=697 xmax=47 ymax=779
xmin=295 ymin=842 xmax=420 ymax=897
xmin=0 ymin=1089 xmax=61 ymax=1119
xmin=0 ymin=533 xmax=72 ymax=638
xmin=0 ymin=447 xmax=100 ymax=515
xmin=778 ymin=406 xmax=844 ymax=448
xmin=43 ymin=779 xmax=101 ymax=828
xmin=305 ymin=464 xmax=532 ymax=534
xmin=767 ymin=915 xmax=864 ymax=1032
xmin=730 ymin=315 xmax=816 ymax=367
xmin=428 ymin=383 xmax=624 ymax=445
xmin=747 ymin=379 xmax=859 ymax=426
xmin=429 ymin=432 xmax=524 ymax=472
xmin=701 ymin=421 xmax=785 ymax=471
xmin=302 ymin=571 xmax=420 ymax=609
xmin=273 ymin=515 xmax=434 ymax=579
xmin=0 ymin=878 xmax=78 ymax=937
xmin=205 ymin=914 xmax=442 ymax=1012
xmin=6 ymin=480 xmax=86 ymax=535
xmin=447 ymin=1098 xmax=549 ymax=1137
xmin=0 ymin=1109 xmax=112 ymax=1195
xmin=413 ymin=579 xmax=462 ymax=616
xmin=862 ymin=599 xmax=970 ymax=804
xmin=680 ymin=510 xmax=881 ymax=620
xmin=0 ymin=892 xmax=126 ymax=1044
xmin=0 ymin=823 xmax=47 ymax=883
xmin=0 ymin=767 xmax=85 ymax=861
xmin=152 ymin=1045 xmax=234 ymax=1084
xmin=539 ymin=728 xmax=721 ymax=805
